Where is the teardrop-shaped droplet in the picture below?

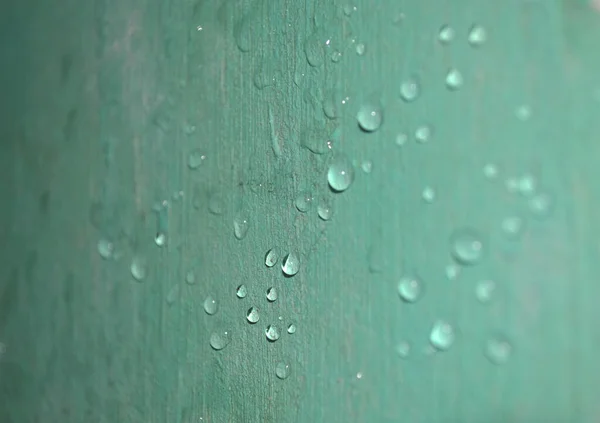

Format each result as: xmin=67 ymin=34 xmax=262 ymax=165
xmin=266 ymin=287 xmax=278 ymax=302
xmin=327 ymin=155 xmax=355 ymax=192
xmin=130 ymin=256 xmax=147 ymax=282
xmin=233 ymin=215 xmax=250 ymax=240
xmin=265 ymin=325 xmax=280 ymax=342
xmin=438 ymin=25 xmax=455 ymax=44
xmin=97 ymin=239 xmax=114 ymax=260
xmin=275 ymin=362 xmax=291 ymax=379
xmin=429 ymin=320 xmax=455 ymax=351
xmin=400 ymin=77 xmax=420 ymax=102
xmin=450 ymin=228 xmax=485 ymax=266
xmin=236 ymin=284 xmax=247 ymax=298
xmin=281 ymin=252 xmax=300 ymax=276
xmin=209 ymin=330 xmax=231 ymax=350
xmin=203 ymin=295 xmax=218 ymax=315
xmin=246 ymin=307 xmax=260 ymax=324
xmin=287 ymin=323 xmax=297 ymax=334
xmin=397 ymin=275 xmax=423 ymax=303
xmin=445 ymin=68 xmax=463 ymax=90
xmin=468 ymin=24 xmax=487 ymax=47
xmin=357 ymin=99 xmax=383 ymax=132
xmin=265 ymin=248 xmax=279 ymax=267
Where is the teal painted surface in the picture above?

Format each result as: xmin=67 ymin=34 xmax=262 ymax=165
xmin=1 ymin=0 xmax=600 ymax=422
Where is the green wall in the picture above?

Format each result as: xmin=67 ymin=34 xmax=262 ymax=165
xmin=1 ymin=0 xmax=600 ymax=422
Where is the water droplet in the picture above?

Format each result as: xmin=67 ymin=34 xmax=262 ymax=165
xmin=422 ymin=186 xmax=436 ymax=203
xmin=395 ymin=132 xmax=408 ymax=146
xmin=357 ymin=99 xmax=383 ymax=132
xmin=265 ymin=325 xmax=280 ymax=342
xmin=516 ymin=174 xmax=537 ymax=196
xmin=355 ymin=42 xmax=366 ymax=55
xmin=450 ymin=228 xmax=485 ymax=265
xmin=246 ymin=307 xmax=260 ymax=324
xmin=397 ymin=275 xmax=423 ymax=303
xmin=501 ymin=216 xmax=525 ymax=239
xmin=295 ymin=192 xmax=314 ymax=212
xmin=317 ymin=198 xmax=333 ymax=221
xmin=328 ymin=155 xmax=355 ymax=192
xmin=400 ymin=78 xmax=420 ymax=102
xmin=233 ymin=215 xmax=250 ymax=240
xmin=475 ymin=279 xmax=495 ymax=303
xmin=343 ymin=4 xmax=357 ymax=16
xmin=515 ymin=105 xmax=532 ymax=121
xmin=361 ymin=160 xmax=373 ymax=173
xmin=266 ymin=287 xmax=278 ymax=302
xmin=445 ymin=263 xmax=461 ymax=280
xmin=236 ymin=284 xmax=247 ymax=298
xmin=154 ymin=232 xmax=167 ymax=247
xmin=282 ymin=252 xmax=300 ymax=276
xmin=528 ymin=192 xmax=553 ymax=219
xmin=415 ymin=125 xmax=432 ymax=143
xmin=429 ymin=320 xmax=455 ymax=351
xmin=287 ymin=323 xmax=297 ymax=334
xmin=185 ymin=270 xmax=196 ymax=285
xmin=445 ymin=68 xmax=464 ymax=90
xmin=188 ymin=149 xmax=207 ymax=169
xmin=485 ymin=336 xmax=512 ymax=364
xmin=97 ymin=239 xmax=114 ymax=259
xmin=183 ymin=122 xmax=196 ymax=135
xmin=130 ymin=256 xmax=147 ymax=282
xmin=203 ymin=295 xmax=218 ymax=315
xmin=483 ymin=163 xmax=499 ymax=179
xmin=304 ymin=33 xmax=324 ymax=67
xmin=208 ymin=192 xmax=226 ymax=215
xmin=331 ymin=50 xmax=342 ymax=62
xmin=438 ymin=25 xmax=455 ymax=44
xmin=467 ymin=24 xmax=487 ymax=47
xmin=209 ymin=330 xmax=231 ymax=350
xmin=234 ymin=15 xmax=252 ymax=52
xmin=265 ymin=248 xmax=279 ymax=267
xmin=505 ymin=177 xmax=519 ymax=194
xmin=395 ymin=341 xmax=411 ymax=358
xmin=166 ymin=284 xmax=180 ymax=305
xmin=275 ymin=362 xmax=291 ymax=379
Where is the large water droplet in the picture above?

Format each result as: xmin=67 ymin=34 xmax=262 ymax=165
xmin=400 ymin=78 xmax=420 ymax=102
xmin=468 ymin=24 xmax=487 ymax=47
xmin=203 ymin=295 xmax=218 ymax=315
xmin=450 ymin=228 xmax=485 ymax=265
xmin=97 ymin=239 xmax=114 ymax=260
xmin=236 ymin=284 xmax=247 ymax=298
xmin=287 ymin=323 xmax=297 ymax=334
xmin=282 ymin=252 xmax=300 ymax=276
xmin=485 ymin=336 xmax=512 ymax=364
xmin=445 ymin=68 xmax=464 ymax=90
xmin=475 ymin=279 xmax=495 ymax=303
xmin=395 ymin=341 xmax=411 ymax=358
xmin=429 ymin=320 xmax=455 ymax=351
xmin=357 ymin=99 xmax=383 ymax=132
xmin=275 ymin=362 xmax=291 ymax=379
xmin=295 ymin=192 xmax=314 ymax=212
xmin=209 ymin=330 xmax=231 ymax=350
xmin=328 ymin=155 xmax=355 ymax=192
xmin=130 ymin=256 xmax=147 ymax=282
xmin=265 ymin=248 xmax=279 ymax=267
xmin=265 ymin=325 xmax=280 ymax=342
xmin=247 ymin=307 xmax=260 ymax=324
xmin=233 ymin=215 xmax=250 ymax=240
xmin=397 ymin=275 xmax=423 ymax=303
xmin=266 ymin=287 xmax=278 ymax=302
xmin=438 ymin=25 xmax=455 ymax=44
xmin=188 ymin=149 xmax=207 ymax=169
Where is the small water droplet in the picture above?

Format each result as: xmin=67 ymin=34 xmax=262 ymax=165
xmin=287 ymin=323 xmax=297 ymax=334
xmin=395 ymin=341 xmax=411 ymax=358
xmin=130 ymin=256 xmax=147 ymax=282
xmin=357 ymin=99 xmax=383 ymax=132
xmin=331 ymin=50 xmax=342 ymax=62
xmin=501 ymin=216 xmax=525 ymax=239
xmin=166 ymin=284 xmax=180 ymax=305
xmin=154 ymin=232 xmax=167 ymax=247
xmin=97 ymin=239 xmax=114 ymax=259
xmin=236 ymin=284 xmax=247 ymax=298
xmin=233 ymin=215 xmax=250 ymax=240
xmin=528 ymin=192 xmax=553 ymax=219
xmin=356 ymin=372 xmax=363 ymax=379
xmin=445 ymin=68 xmax=464 ymax=90
xmin=304 ymin=33 xmax=324 ymax=67
xmin=450 ymin=228 xmax=485 ymax=265
xmin=203 ymin=295 xmax=218 ymax=315
xmin=185 ymin=270 xmax=196 ymax=285
xmin=429 ymin=320 xmax=455 ymax=351
xmin=183 ymin=123 xmax=196 ymax=135
xmin=275 ymin=362 xmax=291 ymax=379
xmin=505 ymin=177 xmax=519 ymax=194
xmin=397 ymin=275 xmax=423 ymax=303
xmin=445 ymin=263 xmax=461 ymax=280
xmin=265 ymin=325 xmax=280 ymax=342
xmin=328 ymin=155 xmax=355 ymax=192
xmin=266 ymin=287 xmax=278 ymax=302
xmin=246 ymin=307 xmax=260 ymax=324
xmin=209 ymin=330 xmax=231 ymax=350
xmin=361 ymin=160 xmax=373 ymax=173
xmin=282 ymin=252 xmax=300 ymax=276
xmin=517 ymin=174 xmax=537 ymax=196
xmin=483 ymin=163 xmax=499 ymax=179
xmin=515 ymin=105 xmax=532 ymax=121
xmin=355 ymin=42 xmax=366 ymax=55
xmin=188 ymin=149 xmax=207 ymax=169
xmin=265 ymin=248 xmax=280 ymax=267
xmin=422 ymin=186 xmax=436 ymax=203
xmin=400 ymin=78 xmax=420 ymax=102
xmin=415 ymin=125 xmax=432 ymax=143
xmin=343 ymin=4 xmax=357 ymax=16
xmin=395 ymin=132 xmax=408 ymax=146
xmin=438 ymin=25 xmax=455 ymax=44
xmin=317 ymin=198 xmax=333 ymax=221
xmin=468 ymin=24 xmax=487 ymax=47
xmin=475 ymin=279 xmax=495 ymax=303
xmin=295 ymin=192 xmax=314 ymax=212
xmin=485 ymin=336 xmax=512 ymax=364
